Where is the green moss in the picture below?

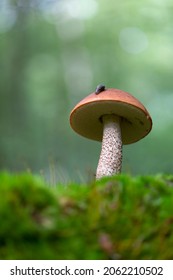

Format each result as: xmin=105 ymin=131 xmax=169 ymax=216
xmin=0 ymin=172 xmax=173 ymax=259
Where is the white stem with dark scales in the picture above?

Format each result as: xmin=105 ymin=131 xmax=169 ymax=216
xmin=96 ymin=114 xmax=122 ymax=180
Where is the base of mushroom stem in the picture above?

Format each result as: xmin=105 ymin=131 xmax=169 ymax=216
xmin=96 ymin=170 xmax=121 ymax=180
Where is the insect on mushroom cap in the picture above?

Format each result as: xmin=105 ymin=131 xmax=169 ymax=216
xmin=95 ymin=84 xmax=106 ymax=94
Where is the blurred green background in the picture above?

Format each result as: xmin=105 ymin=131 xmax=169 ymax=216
xmin=0 ymin=0 xmax=172 ymax=182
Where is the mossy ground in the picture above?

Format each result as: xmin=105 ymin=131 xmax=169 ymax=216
xmin=0 ymin=172 xmax=173 ymax=260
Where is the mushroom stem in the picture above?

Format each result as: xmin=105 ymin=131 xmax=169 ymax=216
xmin=96 ymin=114 xmax=122 ymax=179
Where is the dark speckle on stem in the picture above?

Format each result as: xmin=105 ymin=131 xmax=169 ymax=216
xmin=95 ymin=84 xmax=106 ymax=94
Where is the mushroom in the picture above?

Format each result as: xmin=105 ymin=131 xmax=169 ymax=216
xmin=70 ymin=86 xmax=152 ymax=179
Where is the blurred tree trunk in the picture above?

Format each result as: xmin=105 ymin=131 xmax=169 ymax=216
xmin=0 ymin=2 xmax=31 ymax=168
xmin=6 ymin=4 xmax=30 ymax=129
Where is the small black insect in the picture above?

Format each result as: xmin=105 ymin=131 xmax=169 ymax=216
xmin=95 ymin=84 xmax=106 ymax=94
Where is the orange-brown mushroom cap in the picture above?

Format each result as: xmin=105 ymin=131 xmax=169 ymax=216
xmin=70 ymin=88 xmax=152 ymax=144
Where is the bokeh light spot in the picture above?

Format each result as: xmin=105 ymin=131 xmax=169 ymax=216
xmin=119 ymin=27 xmax=149 ymax=54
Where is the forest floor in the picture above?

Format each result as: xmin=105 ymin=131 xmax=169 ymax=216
xmin=0 ymin=172 xmax=173 ymax=259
